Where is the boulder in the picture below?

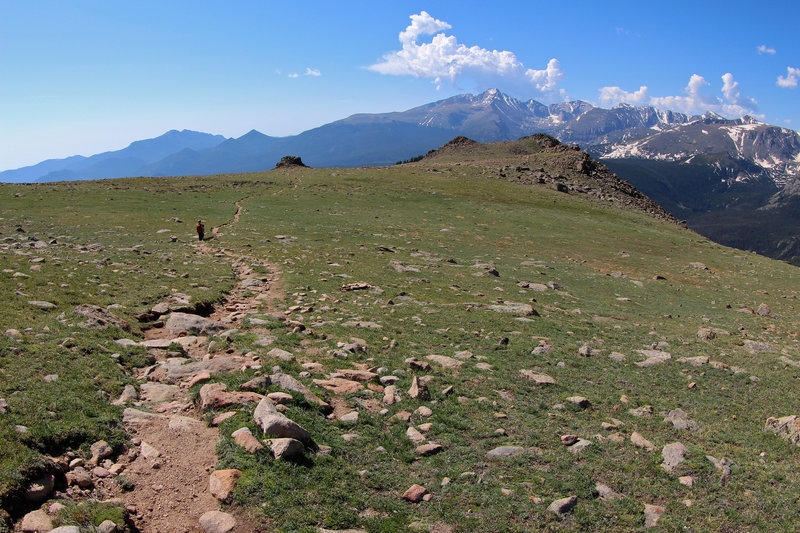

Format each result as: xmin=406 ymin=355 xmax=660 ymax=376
xmin=199 ymin=383 xmax=264 ymax=410
xmin=20 ymin=509 xmax=53 ymax=532
xmin=232 ymin=427 xmax=265 ymax=453
xmin=269 ymin=437 xmax=305 ymax=460
xmin=253 ymin=398 xmax=311 ymax=442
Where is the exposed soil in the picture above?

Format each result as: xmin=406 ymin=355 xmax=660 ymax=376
xmin=109 ymin=199 xmax=280 ymax=532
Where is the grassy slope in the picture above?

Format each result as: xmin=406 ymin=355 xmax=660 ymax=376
xmin=1 ymin=163 xmax=799 ymax=532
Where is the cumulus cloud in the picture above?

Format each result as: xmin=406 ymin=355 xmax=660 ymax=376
xmin=598 ymin=85 xmax=650 ymax=106
xmin=721 ymin=73 xmax=758 ymax=110
xmin=598 ymin=73 xmax=759 ymax=118
xmin=288 ymin=73 xmax=299 ymax=78
xmin=368 ymin=11 xmax=565 ymax=97
xmin=777 ymin=66 xmax=799 ymax=88
xmin=305 ymin=67 xmax=322 ymax=77
xmin=757 ymin=45 xmax=776 ymax=55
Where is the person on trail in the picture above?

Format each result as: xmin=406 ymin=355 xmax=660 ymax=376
xmin=197 ymin=220 xmax=205 ymax=241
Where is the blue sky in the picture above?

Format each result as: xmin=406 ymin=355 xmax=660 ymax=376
xmin=1 ymin=0 xmax=798 ymax=170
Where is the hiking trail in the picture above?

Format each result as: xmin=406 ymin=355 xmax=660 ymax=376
xmin=109 ymin=197 xmax=280 ymax=532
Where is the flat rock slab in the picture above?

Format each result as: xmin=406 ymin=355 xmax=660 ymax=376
xmin=74 ymin=304 xmax=130 ymax=331
xmin=140 ymin=383 xmax=183 ymax=403
xmin=336 ymin=369 xmax=378 ymax=382
xmin=519 ymin=370 xmax=556 ymax=385
xmin=199 ymin=383 xmax=264 ymax=410
xmin=425 ymin=355 xmax=463 ymax=369
xmin=485 ymin=302 xmax=536 ymax=315
xmin=166 ymin=312 xmax=227 ymax=335
xmin=486 ymin=446 xmax=536 ymax=458
xmin=122 ymin=408 xmax=168 ymax=426
xmin=313 ymin=377 xmax=363 ymax=394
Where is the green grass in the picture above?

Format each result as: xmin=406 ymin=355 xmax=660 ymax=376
xmin=1 ymin=161 xmax=800 ymax=531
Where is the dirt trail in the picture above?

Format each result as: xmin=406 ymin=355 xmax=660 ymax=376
xmin=111 ymin=198 xmax=279 ymax=532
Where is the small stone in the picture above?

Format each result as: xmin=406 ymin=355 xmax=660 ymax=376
xmin=566 ymin=396 xmax=591 ymax=408
xmin=519 ymin=369 xmax=556 ymax=385
xmin=756 ymin=303 xmax=771 ymax=316
xmin=561 ymin=435 xmax=579 ymax=446
xmin=644 ymin=504 xmax=665 ymax=527
xmin=97 ymin=520 xmax=119 ymax=533
xmin=140 ymin=441 xmax=161 ymax=460
xmin=209 ymin=469 xmax=242 ymax=502
xmin=629 ymin=405 xmax=653 ymax=418
xmin=402 ymin=484 xmax=428 ymax=503
xmin=595 ymin=482 xmax=622 ymax=501
xmin=547 ymin=495 xmax=578 ymax=518
xmin=486 ymin=446 xmax=527 ymax=458
xmin=408 ymin=376 xmax=431 ymax=400
xmin=416 ymin=443 xmax=443 ymax=456
xmin=661 ymin=442 xmax=689 ymax=473
xmin=232 ymin=427 xmax=265 ymax=453
xmin=199 ymin=510 xmax=236 ymax=533
xmin=415 ymin=405 xmax=433 ymax=417
xmin=407 ymin=426 xmax=426 ymax=444
xmin=630 ymin=432 xmax=655 ymax=452
xmin=339 ymin=411 xmax=359 ymax=423
xmin=568 ymin=439 xmax=592 ymax=454
xmin=679 ymin=476 xmax=694 ymax=487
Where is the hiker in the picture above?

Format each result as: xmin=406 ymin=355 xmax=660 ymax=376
xmin=197 ymin=220 xmax=205 ymax=241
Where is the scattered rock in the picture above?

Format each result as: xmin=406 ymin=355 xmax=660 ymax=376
xmin=765 ymin=415 xmax=800 ymax=446
xmin=20 ymin=509 xmax=53 ymax=533
xmin=232 ymin=427 xmax=265 ymax=453
xmin=425 ymin=354 xmax=463 ymax=369
xmin=629 ymin=405 xmax=653 ymax=418
xmin=407 ymin=426 xmax=426 ymax=444
xmin=416 ymin=443 xmax=443 ymax=456
xmin=269 ymin=437 xmax=305 ymax=460
xmin=644 ymin=504 xmax=665 ymax=527
xmin=313 ymin=377 xmax=364 ymax=395
xmin=74 ymin=304 xmax=131 ymax=331
xmin=486 ymin=446 xmax=530 ymax=458
xmin=630 ymin=432 xmax=655 ymax=452
xmin=664 ymin=408 xmax=700 ymax=431
xmin=595 ymin=482 xmax=622 ymax=501
xmin=28 ymin=300 xmax=56 ymax=309
xmin=547 ymin=495 xmax=578 ymax=518
xmin=253 ymin=398 xmax=312 ymax=442
xmin=89 ymin=440 xmax=113 ymax=464
xmin=402 ymin=484 xmax=428 ymax=503
xmin=199 ymin=510 xmax=237 ymax=533
xmin=661 ymin=442 xmax=689 ymax=473
xmin=756 ymin=303 xmax=771 ymax=316
xmin=566 ymin=396 xmax=591 ymax=408
xmin=199 ymin=382 xmax=264 ymax=410
xmin=519 ymin=369 xmax=556 ymax=385
xmin=408 ymin=376 xmax=431 ymax=400
xmin=266 ymin=348 xmax=295 ymax=361
xmin=209 ymin=469 xmax=242 ymax=502
xmin=165 ymin=312 xmax=227 ymax=335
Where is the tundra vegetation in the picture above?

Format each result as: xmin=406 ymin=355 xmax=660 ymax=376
xmin=1 ymin=137 xmax=799 ymax=532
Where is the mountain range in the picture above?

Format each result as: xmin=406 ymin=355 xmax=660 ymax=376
xmin=3 ymin=89 xmax=799 ymax=263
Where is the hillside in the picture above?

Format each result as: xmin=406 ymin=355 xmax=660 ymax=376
xmin=1 ymin=137 xmax=800 ymax=532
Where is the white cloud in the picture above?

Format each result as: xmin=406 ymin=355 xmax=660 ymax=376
xmin=305 ymin=67 xmax=321 ymax=77
xmin=598 ymin=73 xmax=759 ymax=118
xmin=368 ymin=11 xmax=565 ymax=97
xmin=721 ymin=73 xmax=758 ymax=110
xmin=598 ymin=85 xmax=650 ymax=106
xmin=288 ymin=73 xmax=299 ymax=79
xmin=777 ymin=66 xmax=799 ymax=88
xmin=757 ymin=45 xmax=776 ymax=55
